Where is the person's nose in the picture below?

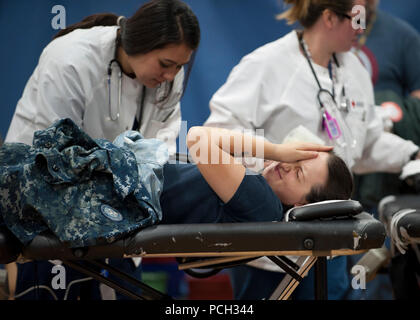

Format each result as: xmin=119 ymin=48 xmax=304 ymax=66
xmin=162 ymin=69 xmax=177 ymax=82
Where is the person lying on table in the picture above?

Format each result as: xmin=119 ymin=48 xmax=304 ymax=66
xmin=160 ymin=126 xmax=354 ymax=224
xmin=0 ymin=123 xmax=353 ymax=300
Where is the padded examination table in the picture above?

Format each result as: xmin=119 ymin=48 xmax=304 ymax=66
xmin=379 ymin=195 xmax=420 ymax=254
xmin=378 ymin=195 xmax=420 ymax=299
xmin=0 ymin=201 xmax=386 ymax=300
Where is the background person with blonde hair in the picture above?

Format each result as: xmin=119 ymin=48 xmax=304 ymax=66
xmin=205 ymin=0 xmax=420 ymax=299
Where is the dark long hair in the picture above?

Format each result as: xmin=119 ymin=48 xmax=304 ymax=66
xmin=53 ymin=0 xmax=200 ymax=98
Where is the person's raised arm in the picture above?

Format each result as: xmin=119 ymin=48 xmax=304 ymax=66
xmin=186 ymin=126 xmax=332 ymax=203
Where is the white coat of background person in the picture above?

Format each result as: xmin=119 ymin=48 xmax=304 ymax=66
xmin=206 ymin=0 xmax=420 ymax=175
xmin=3 ymin=0 xmax=201 ymax=301
xmin=204 ymin=0 xmax=420 ymax=300
xmin=6 ymin=1 xmax=200 ymax=157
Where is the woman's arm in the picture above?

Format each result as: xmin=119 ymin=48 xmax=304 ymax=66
xmin=186 ymin=126 xmax=332 ymax=203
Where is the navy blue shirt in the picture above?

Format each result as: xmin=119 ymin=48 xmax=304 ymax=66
xmin=160 ymin=163 xmax=283 ymax=224
xmin=364 ymin=10 xmax=420 ymax=96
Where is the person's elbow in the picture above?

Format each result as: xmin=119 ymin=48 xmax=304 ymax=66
xmin=187 ymin=126 xmax=207 ymax=149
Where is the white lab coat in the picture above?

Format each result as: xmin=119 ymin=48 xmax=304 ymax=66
xmin=205 ymin=31 xmax=418 ymax=174
xmin=6 ymin=26 xmax=184 ymax=269
xmin=6 ymin=26 xmax=183 ymax=155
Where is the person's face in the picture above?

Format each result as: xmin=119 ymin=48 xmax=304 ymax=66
xmin=262 ymin=152 xmax=329 ymax=206
xmin=127 ymin=43 xmax=193 ymax=88
xmin=332 ymin=0 xmax=366 ymax=52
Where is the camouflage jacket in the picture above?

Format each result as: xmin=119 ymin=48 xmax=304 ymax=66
xmin=0 ymin=118 xmax=167 ymax=247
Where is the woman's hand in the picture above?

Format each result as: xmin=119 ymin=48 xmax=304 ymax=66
xmin=274 ymin=142 xmax=333 ymax=163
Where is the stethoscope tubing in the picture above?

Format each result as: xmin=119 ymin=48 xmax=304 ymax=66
xmin=107 ymin=58 xmax=123 ymax=121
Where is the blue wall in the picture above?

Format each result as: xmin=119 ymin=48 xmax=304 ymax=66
xmin=1 ymin=0 xmax=419 ymax=139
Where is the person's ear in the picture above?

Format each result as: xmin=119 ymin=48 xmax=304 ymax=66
xmin=322 ymin=9 xmax=336 ymax=30
xmin=293 ymin=202 xmax=306 ymax=208
xmin=293 ymin=194 xmax=308 ymax=207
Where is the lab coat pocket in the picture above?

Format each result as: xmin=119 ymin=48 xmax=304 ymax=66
xmin=344 ymin=106 xmax=367 ymax=159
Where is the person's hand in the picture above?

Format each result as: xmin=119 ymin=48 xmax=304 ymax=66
xmin=416 ymin=151 xmax=420 ymax=160
xmin=263 ymin=160 xmax=274 ymax=168
xmin=275 ymin=142 xmax=333 ymax=163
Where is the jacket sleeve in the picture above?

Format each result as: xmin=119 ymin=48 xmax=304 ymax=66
xmin=154 ymin=102 xmax=181 ymax=156
xmin=205 ymin=54 xmax=268 ymax=131
xmin=5 ymin=56 xmax=85 ymax=145
xmin=352 ymin=101 xmax=419 ymax=174
xmin=345 ymin=53 xmax=419 ymax=174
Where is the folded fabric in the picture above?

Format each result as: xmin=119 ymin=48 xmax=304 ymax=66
xmin=113 ymin=130 xmax=169 ymax=222
xmin=0 ymin=118 xmax=166 ymax=247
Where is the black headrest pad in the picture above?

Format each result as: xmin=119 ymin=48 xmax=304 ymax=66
xmin=287 ymin=200 xmax=363 ymax=221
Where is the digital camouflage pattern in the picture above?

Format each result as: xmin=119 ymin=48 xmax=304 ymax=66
xmin=113 ymin=130 xmax=169 ymax=222
xmin=0 ymin=118 xmax=167 ymax=247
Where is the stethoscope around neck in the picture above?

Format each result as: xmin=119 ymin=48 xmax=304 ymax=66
xmin=298 ymin=32 xmax=350 ymax=113
xmin=106 ymin=44 xmax=175 ymax=125
xmin=107 ymin=58 xmax=123 ymax=121
xmin=298 ymin=32 xmax=357 ymax=149
xmin=106 ymin=45 xmax=148 ymax=125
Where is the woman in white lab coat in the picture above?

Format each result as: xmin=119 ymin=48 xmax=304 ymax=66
xmin=205 ymin=0 xmax=420 ymax=300
xmin=5 ymin=0 xmax=200 ymax=301
xmin=6 ymin=0 xmax=200 ymax=155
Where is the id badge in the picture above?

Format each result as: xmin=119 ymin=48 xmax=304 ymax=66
xmin=323 ymin=110 xmax=342 ymax=140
